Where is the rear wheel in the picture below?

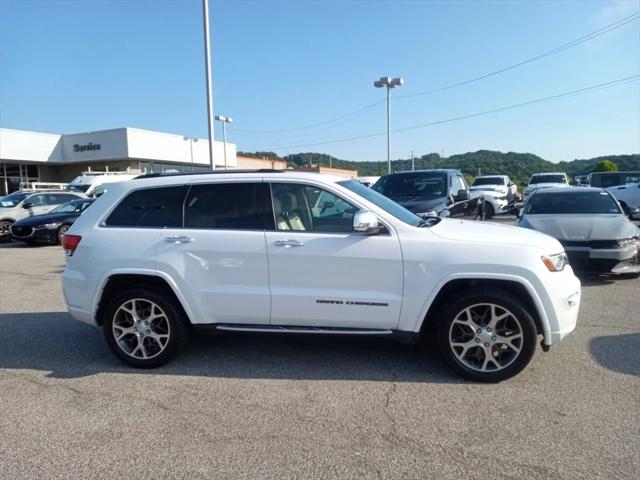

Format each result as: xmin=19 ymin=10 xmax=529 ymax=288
xmin=436 ymin=289 xmax=537 ymax=382
xmin=103 ymin=288 xmax=189 ymax=368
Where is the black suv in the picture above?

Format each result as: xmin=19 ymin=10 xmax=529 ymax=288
xmin=372 ymin=169 xmax=475 ymax=217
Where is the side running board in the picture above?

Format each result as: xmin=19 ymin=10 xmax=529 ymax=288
xmin=214 ymin=324 xmax=394 ymax=335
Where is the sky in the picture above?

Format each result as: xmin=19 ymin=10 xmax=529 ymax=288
xmin=1 ymin=0 xmax=639 ymax=164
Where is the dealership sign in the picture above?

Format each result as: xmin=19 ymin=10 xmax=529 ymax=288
xmin=73 ymin=142 xmax=101 ymax=152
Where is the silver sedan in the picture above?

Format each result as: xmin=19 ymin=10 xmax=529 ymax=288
xmin=517 ymin=187 xmax=640 ymax=276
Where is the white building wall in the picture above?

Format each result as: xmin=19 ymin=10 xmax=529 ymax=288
xmin=0 ymin=128 xmax=62 ymax=162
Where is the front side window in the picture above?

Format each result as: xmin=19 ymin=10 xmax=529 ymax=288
xmin=184 ymin=183 xmax=273 ymax=230
xmin=105 ymin=186 xmax=187 ymax=227
xmin=25 ymin=194 xmax=46 ymax=207
xmin=451 ymin=175 xmax=466 ymax=195
xmin=271 ymin=183 xmax=357 ymax=233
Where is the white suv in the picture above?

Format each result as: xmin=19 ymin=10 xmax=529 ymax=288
xmin=62 ymin=171 xmax=581 ymax=382
xmin=523 ymin=172 xmax=570 ymax=200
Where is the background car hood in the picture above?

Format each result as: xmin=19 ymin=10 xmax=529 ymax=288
xmin=520 ymin=214 xmax=638 ymax=241
xmin=431 ymin=218 xmax=561 ymax=251
xmin=388 ymin=196 xmax=447 ymax=213
xmin=525 ymin=183 xmax=567 ymax=192
xmin=12 ymin=212 xmax=78 ymax=227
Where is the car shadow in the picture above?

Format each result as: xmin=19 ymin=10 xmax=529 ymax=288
xmin=0 ymin=311 xmax=462 ymax=383
xmin=589 ymin=332 xmax=640 ymax=377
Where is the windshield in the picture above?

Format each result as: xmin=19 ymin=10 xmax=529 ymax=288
xmin=50 ymin=199 xmax=94 ymax=214
xmin=529 ymin=174 xmax=566 ymax=185
xmin=338 ymin=180 xmax=422 ymax=227
xmin=0 ymin=192 xmax=30 ymax=207
xmin=65 ymin=184 xmax=92 ymax=193
xmin=472 ymin=177 xmax=505 ymax=186
xmin=372 ymin=172 xmax=447 ymax=198
xmin=525 ymin=191 xmax=622 ymax=215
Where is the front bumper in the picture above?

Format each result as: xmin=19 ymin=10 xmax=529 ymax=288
xmin=565 ymin=243 xmax=640 ymax=274
xmin=543 ymin=268 xmax=581 ymax=345
xmin=11 ymin=224 xmax=59 ymax=244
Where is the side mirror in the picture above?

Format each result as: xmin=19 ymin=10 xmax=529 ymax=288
xmin=353 ymin=210 xmax=381 ymax=235
xmin=22 ymin=202 xmax=33 ymax=209
xmin=455 ymin=189 xmax=470 ymax=201
xmin=320 ymin=200 xmax=335 ymax=213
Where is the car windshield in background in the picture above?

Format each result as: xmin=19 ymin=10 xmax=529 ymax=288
xmin=0 ymin=192 xmax=30 ymax=207
xmin=51 ymin=199 xmax=94 ymax=214
xmin=338 ymin=180 xmax=422 ymax=227
xmin=66 ymin=184 xmax=92 ymax=193
xmin=529 ymin=174 xmax=566 ymax=184
xmin=525 ymin=191 xmax=622 ymax=215
xmin=472 ymin=177 xmax=505 ymax=186
xmin=372 ymin=172 xmax=447 ymax=198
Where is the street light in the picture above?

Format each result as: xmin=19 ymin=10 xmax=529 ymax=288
xmin=373 ymin=76 xmax=403 ymax=173
xmin=215 ymin=115 xmax=233 ymax=170
xmin=202 ymin=0 xmax=215 ymax=170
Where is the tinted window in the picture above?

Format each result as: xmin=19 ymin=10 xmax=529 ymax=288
xmin=373 ymin=172 xmax=447 ymax=198
xmin=47 ymin=193 xmax=79 ymax=205
xmin=472 ymin=177 xmax=505 ymax=186
xmin=25 ymin=194 xmax=46 ymax=206
xmin=271 ymin=183 xmax=357 ymax=233
xmin=106 ymin=186 xmax=187 ymax=227
xmin=185 ymin=183 xmax=272 ymax=230
xmin=529 ymin=174 xmax=566 ymax=185
xmin=525 ymin=191 xmax=622 ymax=215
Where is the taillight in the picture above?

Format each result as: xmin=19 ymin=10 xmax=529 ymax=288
xmin=62 ymin=234 xmax=82 ymax=256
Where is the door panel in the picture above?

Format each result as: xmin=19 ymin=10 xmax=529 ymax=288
xmin=267 ymin=182 xmax=404 ymax=329
xmin=156 ymin=230 xmax=270 ymax=325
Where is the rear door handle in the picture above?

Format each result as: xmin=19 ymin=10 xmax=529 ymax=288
xmin=273 ymin=239 xmax=304 ymax=247
xmin=164 ymin=235 xmax=194 ymax=244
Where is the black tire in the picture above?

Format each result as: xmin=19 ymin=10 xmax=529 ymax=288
xmin=57 ymin=224 xmax=71 ymax=244
xmin=485 ymin=202 xmax=495 ymax=219
xmin=436 ymin=288 xmax=537 ymax=382
xmin=103 ymin=287 xmax=189 ymax=368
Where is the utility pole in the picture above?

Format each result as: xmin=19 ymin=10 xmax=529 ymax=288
xmin=202 ymin=0 xmax=215 ymax=170
xmin=411 ymin=150 xmax=415 ymax=171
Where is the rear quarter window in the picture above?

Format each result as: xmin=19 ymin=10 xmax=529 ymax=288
xmin=105 ymin=186 xmax=187 ymax=227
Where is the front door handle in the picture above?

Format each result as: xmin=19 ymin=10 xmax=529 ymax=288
xmin=273 ymin=239 xmax=304 ymax=247
xmin=164 ymin=235 xmax=194 ymax=244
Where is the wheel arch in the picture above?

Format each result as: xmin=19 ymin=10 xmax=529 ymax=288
xmin=95 ymin=273 xmax=193 ymax=327
xmin=418 ymin=277 xmax=547 ymax=339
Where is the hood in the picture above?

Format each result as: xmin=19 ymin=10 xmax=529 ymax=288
xmin=431 ymin=218 xmax=562 ymax=252
xmin=519 ymin=214 xmax=638 ymax=241
xmin=387 ymin=195 xmax=448 ymax=214
xmin=12 ymin=211 xmax=79 ymax=227
xmin=470 ymin=185 xmax=507 ymax=193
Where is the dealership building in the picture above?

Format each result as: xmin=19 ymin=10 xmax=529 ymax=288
xmin=0 ymin=127 xmax=358 ymax=195
xmin=0 ymin=127 xmax=239 ymax=195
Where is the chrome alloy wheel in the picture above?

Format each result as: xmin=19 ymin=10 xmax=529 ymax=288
xmin=112 ymin=299 xmax=171 ymax=360
xmin=448 ymin=303 xmax=523 ymax=372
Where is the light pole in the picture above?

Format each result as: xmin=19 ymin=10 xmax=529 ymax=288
xmin=215 ymin=115 xmax=233 ymax=170
xmin=202 ymin=0 xmax=215 ymax=170
xmin=411 ymin=150 xmax=415 ymax=171
xmin=374 ymin=76 xmax=403 ymax=173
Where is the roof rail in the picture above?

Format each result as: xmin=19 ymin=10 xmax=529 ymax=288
xmin=134 ymin=169 xmax=285 ymax=180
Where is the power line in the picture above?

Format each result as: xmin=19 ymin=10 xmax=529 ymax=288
xmin=396 ymin=12 xmax=640 ymax=100
xmin=245 ymin=75 xmax=639 ymax=151
xmin=233 ymin=12 xmax=639 ymax=135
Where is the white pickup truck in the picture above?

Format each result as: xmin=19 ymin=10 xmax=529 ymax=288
xmin=607 ymin=182 xmax=640 ymax=219
xmin=62 ymin=171 xmax=581 ymax=382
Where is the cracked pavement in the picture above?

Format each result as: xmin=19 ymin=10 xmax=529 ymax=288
xmin=0 ymin=232 xmax=639 ymax=479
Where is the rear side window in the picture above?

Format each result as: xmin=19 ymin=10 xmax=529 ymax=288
xmin=184 ymin=182 xmax=273 ymax=230
xmin=106 ymin=186 xmax=187 ymax=227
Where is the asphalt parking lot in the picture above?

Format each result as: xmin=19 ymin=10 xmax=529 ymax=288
xmin=0 ymin=219 xmax=638 ymax=480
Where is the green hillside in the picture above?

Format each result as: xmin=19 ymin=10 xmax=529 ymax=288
xmin=240 ymin=150 xmax=640 ymax=185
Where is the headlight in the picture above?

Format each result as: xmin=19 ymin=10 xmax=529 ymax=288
xmin=615 ymin=237 xmax=637 ymax=248
xmin=36 ymin=222 xmax=61 ymax=229
xmin=542 ymin=253 xmax=569 ymax=272
xmin=416 ymin=210 xmax=438 ymax=218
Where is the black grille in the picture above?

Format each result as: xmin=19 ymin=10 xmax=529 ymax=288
xmin=10 ymin=226 xmax=32 ymax=237
xmin=560 ymin=239 xmax=619 ymax=249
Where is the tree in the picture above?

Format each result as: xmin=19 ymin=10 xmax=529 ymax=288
xmin=591 ymin=160 xmax=619 ymax=172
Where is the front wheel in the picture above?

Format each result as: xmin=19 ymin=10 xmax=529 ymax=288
xmin=0 ymin=220 xmax=13 ymax=243
xmin=485 ymin=202 xmax=495 ymax=219
xmin=436 ymin=289 xmax=537 ymax=382
xmin=57 ymin=224 xmax=70 ymax=244
xmin=103 ymin=288 xmax=189 ymax=368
